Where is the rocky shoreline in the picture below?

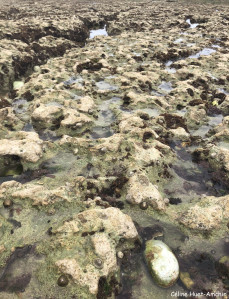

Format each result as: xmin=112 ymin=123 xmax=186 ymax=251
xmin=0 ymin=0 xmax=229 ymax=298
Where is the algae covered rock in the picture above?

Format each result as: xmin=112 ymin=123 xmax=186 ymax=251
xmin=144 ymin=240 xmax=179 ymax=288
xmin=0 ymin=131 xmax=43 ymax=162
xmin=126 ymin=173 xmax=166 ymax=211
xmin=55 ymin=207 xmax=139 ymax=295
xmin=179 ymin=194 xmax=229 ymax=231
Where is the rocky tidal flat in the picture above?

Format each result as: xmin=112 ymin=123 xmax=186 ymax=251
xmin=0 ymin=0 xmax=229 ymax=298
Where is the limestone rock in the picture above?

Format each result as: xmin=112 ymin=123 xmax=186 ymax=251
xmin=55 ymin=207 xmax=138 ymax=294
xmin=32 ymin=104 xmax=63 ymax=129
xmin=179 ymin=195 xmax=227 ymax=231
xmin=0 ymin=131 xmax=43 ymax=164
xmin=126 ymin=173 xmax=166 ymax=211
xmin=185 ymin=106 xmax=207 ymax=130
xmin=169 ymin=127 xmax=190 ymax=141
xmin=0 ymin=181 xmax=70 ymax=206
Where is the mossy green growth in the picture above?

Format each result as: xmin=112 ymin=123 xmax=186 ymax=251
xmin=180 ymin=272 xmax=194 ymax=290
xmin=219 ymin=256 xmax=229 ymax=264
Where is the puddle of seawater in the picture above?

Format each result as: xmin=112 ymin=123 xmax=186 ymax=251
xmin=73 ymin=94 xmax=82 ymax=100
xmin=208 ymin=72 xmax=218 ymax=80
xmin=165 ymin=61 xmax=173 ymax=67
xmin=175 ymin=108 xmax=187 ymax=117
xmin=96 ymin=81 xmax=118 ymax=91
xmin=136 ymin=108 xmax=160 ymax=118
xmin=0 ymin=163 xmax=23 ymax=178
xmin=180 ymin=32 xmax=189 ymax=36
xmin=41 ymin=151 xmax=89 ymax=180
xmin=212 ymin=44 xmax=221 ymax=48
xmin=219 ymin=88 xmax=229 ymax=95
xmin=186 ymin=43 xmax=196 ymax=47
xmin=166 ymin=67 xmax=176 ymax=74
xmin=106 ymin=75 xmax=117 ymax=79
xmin=186 ymin=18 xmax=199 ymax=29
xmin=168 ymin=141 xmax=228 ymax=199
xmin=63 ymin=76 xmax=83 ymax=86
xmin=174 ymin=38 xmax=183 ymax=43
xmin=132 ymin=52 xmax=141 ymax=57
xmin=151 ymin=89 xmax=165 ymax=97
xmin=165 ymin=60 xmax=177 ymax=73
xmin=89 ymin=25 xmax=108 ymax=39
xmin=192 ymin=125 xmax=210 ymax=138
xmin=22 ymin=123 xmax=35 ymax=132
xmin=90 ymin=126 xmax=114 ymax=139
xmin=38 ymin=130 xmax=61 ymax=142
xmin=218 ymin=141 xmax=229 ymax=150
xmin=0 ymin=245 xmax=35 ymax=293
xmin=12 ymin=99 xmax=29 ymax=114
xmin=46 ymin=102 xmax=63 ymax=107
xmin=208 ymin=114 xmax=223 ymax=127
xmin=158 ymin=81 xmax=173 ymax=93
xmin=191 ymin=114 xmax=223 ymax=138
xmin=189 ymin=48 xmax=216 ymax=59
xmin=90 ymin=97 xmax=120 ymax=139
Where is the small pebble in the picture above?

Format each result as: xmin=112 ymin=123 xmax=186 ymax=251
xmin=115 ymin=188 xmax=121 ymax=195
xmin=93 ymin=258 xmax=103 ymax=269
xmin=158 ymin=119 xmax=164 ymax=124
xmin=140 ymin=201 xmax=149 ymax=210
xmin=73 ymin=148 xmax=79 ymax=155
xmin=126 ymin=194 xmax=131 ymax=201
xmin=34 ymin=65 xmax=41 ymax=72
xmin=57 ymin=275 xmax=69 ymax=287
xmin=164 ymin=198 xmax=170 ymax=204
xmin=94 ymin=196 xmax=101 ymax=201
xmin=117 ymin=251 xmax=124 ymax=259
xmin=3 ymin=199 xmax=13 ymax=208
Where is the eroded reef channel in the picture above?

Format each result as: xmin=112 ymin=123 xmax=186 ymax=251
xmin=0 ymin=0 xmax=229 ymax=298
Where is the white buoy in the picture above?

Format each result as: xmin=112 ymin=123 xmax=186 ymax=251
xmin=144 ymin=240 xmax=179 ymax=288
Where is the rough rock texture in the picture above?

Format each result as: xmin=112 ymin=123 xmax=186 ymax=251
xmin=0 ymin=181 xmax=70 ymax=206
xmin=179 ymin=195 xmax=229 ymax=231
xmin=126 ymin=173 xmax=166 ymax=210
xmin=0 ymin=0 xmax=229 ymax=297
xmin=0 ymin=131 xmax=43 ymax=163
xmin=55 ymin=207 xmax=138 ymax=294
